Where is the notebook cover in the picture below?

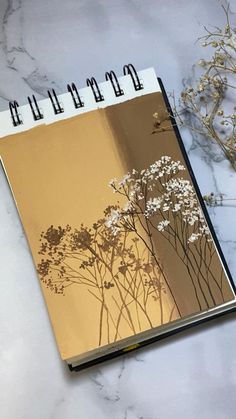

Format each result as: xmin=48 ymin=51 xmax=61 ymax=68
xmin=0 ymin=76 xmax=235 ymax=371
xmin=69 ymin=78 xmax=236 ymax=371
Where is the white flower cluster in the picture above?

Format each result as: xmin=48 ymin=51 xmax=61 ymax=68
xmin=149 ymin=156 xmax=185 ymax=176
xmin=105 ymin=209 xmax=121 ymax=236
xmin=108 ymin=157 xmax=185 ymax=196
xmin=123 ymin=201 xmax=133 ymax=212
xmin=108 ymin=178 xmax=117 ymax=187
xmin=188 ymin=233 xmax=201 ymax=243
xmin=106 ymin=158 xmax=212 ymax=244
xmin=110 ymin=173 xmax=145 ymax=202
xmin=142 ymin=157 xmax=186 ymax=188
xmin=145 ymin=197 xmax=162 ymax=217
xmin=157 ymin=220 xmax=170 ymax=231
xmin=118 ymin=173 xmax=131 ymax=187
xmin=161 ymin=177 xmax=201 ymax=225
xmin=164 ymin=177 xmax=195 ymax=198
xmin=160 ymin=177 xmax=211 ymax=242
xmin=188 ymin=226 xmax=212 ymax=243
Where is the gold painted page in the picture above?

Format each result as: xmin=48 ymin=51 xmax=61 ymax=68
xmin=0 ymin=92 xmax=235 ymax=361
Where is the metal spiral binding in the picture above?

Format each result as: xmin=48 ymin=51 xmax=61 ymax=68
xmin=123 ymin=63 xmax=143 ymax=91
xmin=86 ymin=77 xmax=104 ymax=102
xmin=8 ymin=64 xmax=144 ymax=126
xmin=67 ymin=83 xmax=84 ymax=109
xmin=105 ymin=71 xmax=124 ymax=97
xmin=28 ymin=95 xmax=43 ymax=121
xmin=47 ymin=89 xmax=64 ymax=114
xmin=9 ymin=101 xmax=22 ymax=127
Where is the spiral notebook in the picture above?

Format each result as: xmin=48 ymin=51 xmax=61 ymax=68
xmin=0 ymin=64 xmax=236 ymax=371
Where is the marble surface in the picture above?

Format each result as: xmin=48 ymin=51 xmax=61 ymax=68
xmin=1 ymin=1 xmax=236 ymax=418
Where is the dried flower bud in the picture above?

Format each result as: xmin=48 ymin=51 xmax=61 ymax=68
xmin=198 ymin=59 xmax=206 ymax=67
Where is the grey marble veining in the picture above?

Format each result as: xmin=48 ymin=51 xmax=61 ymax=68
xmin=1 ymin=1 xmax=236 ymax=419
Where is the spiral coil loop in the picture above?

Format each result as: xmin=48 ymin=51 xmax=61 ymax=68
xmin=123 ymin=63 xmax=143 ymax=91
xmin=105 ymin=71 xmax=124 ymax=97
xmin=28 ymin=95 xmax=44 ymax=121
xmin=47 ymin=89 xmax=64 ymax=114
xmin=9 ymin=101 xmax=22 ymax=127
xmin=8 ymin=64 xmax=144 ymax=126
xmin=67 ymin=83 xmax=84 ymax=109
xmin=86 ymin=77 xmax=104 ymax=102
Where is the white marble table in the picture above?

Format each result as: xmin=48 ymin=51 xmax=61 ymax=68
xmin=1 ymin=1 xmax=236 ymax=418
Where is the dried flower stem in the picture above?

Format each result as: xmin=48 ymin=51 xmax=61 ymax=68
xmin=203 ymin=191 xmax=236 ymax=206
xmin=157 ymin=4 xmax=236 ymax=170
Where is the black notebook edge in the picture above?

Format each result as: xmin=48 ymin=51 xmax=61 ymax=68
xmin=68 ymin=77 xmax=236 ymax=372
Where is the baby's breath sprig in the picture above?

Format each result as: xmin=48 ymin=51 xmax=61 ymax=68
xmin=203 ymin=192 xmax=236 ymax=206
xmin=167 ymin=4 xmax=236 ymax=170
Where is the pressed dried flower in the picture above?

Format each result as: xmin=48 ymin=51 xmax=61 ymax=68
xmin=168 ymin=5 xmax=236 ymax=170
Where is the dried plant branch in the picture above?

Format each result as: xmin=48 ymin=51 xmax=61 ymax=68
xmin=108 ymin=157 xmax=227 ymax=310
xmin=37 ymin=157 xmax=230 ymax=346
xmin=153 ymin=4 xmax=236 ymax=170
xmin=203 ymin=191 xmax=236 ymax=206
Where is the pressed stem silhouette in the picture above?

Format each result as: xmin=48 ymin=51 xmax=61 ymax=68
xmin=107 ymin=156 xmax=227 ymax=311
xmin=37 ymin=156 xmax=225 ymax=346
xmin=37 ymin=209 xmax=175 ymax=346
